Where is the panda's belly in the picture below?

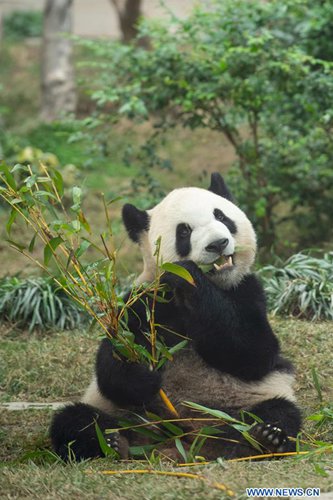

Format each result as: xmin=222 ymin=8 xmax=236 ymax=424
xmin=162 ymin=348 xmax=296 ymax=411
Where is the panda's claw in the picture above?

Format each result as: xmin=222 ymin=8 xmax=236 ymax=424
xmin=250 ymin=423 xmax=289 ymax=453
xmin=105 ymin=432 xmax=121 ymax=453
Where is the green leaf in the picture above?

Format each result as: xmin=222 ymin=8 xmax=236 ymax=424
xmin=35 ymin=190 xmax=59 ymax=202
xmin=160 ymin=420 xmax=183 ymax=436
xmin=71 ymin=220 xmax=80 ymax=232
xmin=52 ymin=169 xmax=64 ymax=197
xmin=44 ymin=236 xmax=64 ymax=266
xmin=28 ymin=233 xmax=37 ymax=252
xmin=25 ymin=174 xmax=38 ymax=188
xmin=184 ymin=401 xmax=240 ymax=423
xmin=94 ymin=421 xmax=119 ymax=459
xmin=71 ymin=186 xmax=82 ymax=212
xmin=11 ymin=163 xmax=29 ymax=173
xmin=161 ymin=263 xmax=196 ymax=286
xmin=0 ymin=164 xmax=16 ymax=190
xmin=77 ymin=210 xmax=91 ymax=233
xmin=6 ymin=208 xmax=18 ymax=235
xmin=175 ymin=438 xmax=187 ymax=462
xmin=75 ymin=239 xmax=91 ymax=259
xmin=128 ymin=444 xmax=156 ymax=457
xmin=7 ymin=239 xmax=26 ymax=251
xmin=242 ymin=430 xmax=263 ymax=452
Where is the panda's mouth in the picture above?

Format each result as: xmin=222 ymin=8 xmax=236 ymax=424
xmin=213 ymin=254 xmax=234 ymax=272
xmin=198 ymin=254 xmax=234 ymax=274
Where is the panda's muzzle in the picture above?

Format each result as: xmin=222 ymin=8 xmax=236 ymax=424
xmin=200 ymin=239 xmax=234 ymax=273
xmin=205 ymin=238 xmax=229 ymax=254
xmin=213 ymin=254 xmax=234 ymax=271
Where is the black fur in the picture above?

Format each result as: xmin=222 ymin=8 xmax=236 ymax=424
xmin=96 ymin=338 xmax=162 ymax=407
xmin=176 ymin=223 xmax=192 ymax=257
xmin=161 ymin=263 xmax=279 ymax=380
xmin=50 ymin=402 xmax=119 ymax=461
xmin=209 ymin=172 xmax=234 ymax=201
xmin=214 ymin=208 xmax=237 ymax=234
xmin=122 ymin=204 xmax=149 ymax=242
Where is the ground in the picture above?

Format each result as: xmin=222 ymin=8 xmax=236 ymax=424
xmin=0 ymin=319 xmax=332 ymax=499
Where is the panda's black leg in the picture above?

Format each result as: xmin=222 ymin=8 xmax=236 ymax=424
xmin=200 ymin=398 xmax=301 ymax=460
xmin=50 ymin=402 xmax=130 ymax=462
xmin=246 ymin=397 xmax=302 ymax=454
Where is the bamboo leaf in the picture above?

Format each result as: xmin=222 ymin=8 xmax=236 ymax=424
xmin=75 ymin=239 xmax=91 ymax=259
xmin=28 ymin=234 xmax=37 ymax=252
xmin=77 ymin=210 xmax=91 ymax=233
xmin=175 ymin=438 xmax=188 ymax=462
xmin=11 ymin=163 xmax=29 ymax=173
xmin=0 ymin=164 xmax=16 ymax=190
xmin=184 ymin=401 xmax=240 ymax=423
xmin=35 ymin=190 xmax=59 ymax=201
xmin=161 ymin=263 xmax=196 ymax=286
xmin=71 ymin=186 xmax=82 ymax=212
xmin=25 ymin=175 xmax=38 ymax=188
xmin=52 ymin=169 xmax=64 ymax=197
xmin=7 ymin=239 xmax=26 ymax=251
xmin=6 ymin=209 xmax=18 ymax=235
xmin=44 ymin=236 xmax=64 ymax=265
xmin=94 ymin=421 xmax=119 ymax=458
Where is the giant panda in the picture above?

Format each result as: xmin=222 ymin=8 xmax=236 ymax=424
xmin=50 ymin=173 xmax=301 ymax=461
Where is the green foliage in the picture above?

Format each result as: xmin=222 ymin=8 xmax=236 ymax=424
xmin=4 ymin=10 xmax=43 ymax=41
xmin=259 ymin=252 xmax=333 ymax=320
xmin=0 ymin=276 xmax=86 ymax=332
xmin=0 ymin=161 xmax=191 ymax=380
xmin=78 ymin=0 xmax=333 ymax=253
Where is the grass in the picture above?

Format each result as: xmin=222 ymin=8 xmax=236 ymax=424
xmin=0 ymin=319 xmax=332 ymax=498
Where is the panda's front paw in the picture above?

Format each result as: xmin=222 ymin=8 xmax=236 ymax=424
xmin=250 ymin=423 xmax=290 ymax=453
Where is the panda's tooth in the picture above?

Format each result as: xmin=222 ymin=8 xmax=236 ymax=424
xmin=214 ymin=263 xmax=220 ymax=271
xmin=227 ymin=256 xmax=233 ymax=266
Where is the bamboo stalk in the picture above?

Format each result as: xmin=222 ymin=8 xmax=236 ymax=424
xmin=159 ymin=388 xmax=180 ymax=418
xmin=89 ymin=469 xmax=234 ymax=496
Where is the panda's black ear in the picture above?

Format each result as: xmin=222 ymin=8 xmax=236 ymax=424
xmin=208 ymin=172 xmax=233 ymax=201
xmin=122 ymin=204 xmax=150 ymax=243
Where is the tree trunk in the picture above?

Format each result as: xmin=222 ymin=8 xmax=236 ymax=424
xmin=111 ymin=0 xmax=146 ymax=45
xmin=0 ymin=6 xmax=3 ymax=44
xmin=41 ymin=0 xmax=76 ymax=122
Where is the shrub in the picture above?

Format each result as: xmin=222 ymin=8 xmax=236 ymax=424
xmin=259 ymin=252 xmax=333 ymax=320
xmin=0 ymin=276 xmax=86 ymax=332
xmin=3 ymin=10 xmax=43 ymax=41
xmin=77 ymin=0 xmax=333 ymax=255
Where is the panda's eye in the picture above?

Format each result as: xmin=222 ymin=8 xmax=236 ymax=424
xmin=178 ymin=223 xmax=192 ymax=238
xmin=214 ymin=208 xmax=226 ymax=222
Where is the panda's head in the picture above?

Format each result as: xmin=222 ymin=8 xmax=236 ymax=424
xmin=122 ymin=173 xmax=256 ymax=288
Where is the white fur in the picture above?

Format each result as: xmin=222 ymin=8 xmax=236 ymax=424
xmin=81 ymin=377 xmax=117 ymax=414
xmin=136 ymin=187 xmax=256 ymax=288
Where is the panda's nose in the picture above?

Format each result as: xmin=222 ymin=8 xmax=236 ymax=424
xmin=205 ymin=238 xmax=229 ymax=254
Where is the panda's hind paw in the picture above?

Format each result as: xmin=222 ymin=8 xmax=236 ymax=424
xmin=105 ymin=431 xmax=120 ymax=453
xmin=105 ymin=431 xmax=129 ymax=459
xmin=250 ymin=423 xmax=289 ymax=454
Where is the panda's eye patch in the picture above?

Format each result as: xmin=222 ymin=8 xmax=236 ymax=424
xmin=177 ymin=223 xmax=192 ymax=238
xmin=213 ymin=208 xmax=237 ymax=234
xmin=214 ymin=209 xmax=226 ymax=222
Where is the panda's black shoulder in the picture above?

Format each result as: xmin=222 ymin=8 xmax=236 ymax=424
xmin=229 ymin=273 xmax=266 ymax=303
